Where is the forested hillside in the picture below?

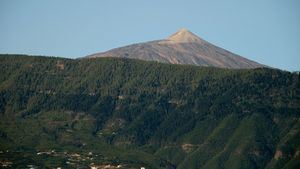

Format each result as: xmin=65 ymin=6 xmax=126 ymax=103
xmin=0 ymin=54 xmax=299 ymax=168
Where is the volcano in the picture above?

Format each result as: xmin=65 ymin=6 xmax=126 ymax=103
xmin=87 ymin=28 xmax=264 ymax=69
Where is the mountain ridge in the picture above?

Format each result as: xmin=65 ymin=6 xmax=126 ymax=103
xmin=87 ymin=29 xmax=264 ymax=69
xmin=0 ymin=54 xmax=299 ymax=168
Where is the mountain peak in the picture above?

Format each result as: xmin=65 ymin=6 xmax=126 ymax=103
xmin=88 ymin=28 xmax=264 ymax=69
xmin=167 ymin=28 xmax=203 ymax=43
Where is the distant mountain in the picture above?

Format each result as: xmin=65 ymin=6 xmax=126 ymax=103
xmin=0 ymin=55 xmax=299 ymax=168
xmin=87 ymin=28 xmax=264 ymax=69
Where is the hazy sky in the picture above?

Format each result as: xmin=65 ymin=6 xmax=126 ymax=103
xmin=0 ymin=0 xmax=299 ymax=71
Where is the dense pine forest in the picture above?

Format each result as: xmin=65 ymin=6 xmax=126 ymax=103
xmin=0 ymin=54 xmax=299 ymax=168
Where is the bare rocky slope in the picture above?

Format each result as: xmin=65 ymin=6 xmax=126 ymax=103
xmin=87 ymin=28 xmax=264 ymax=69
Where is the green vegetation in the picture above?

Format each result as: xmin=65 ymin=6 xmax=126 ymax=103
xmin=0 ymin=54 xmax=299 ymax=168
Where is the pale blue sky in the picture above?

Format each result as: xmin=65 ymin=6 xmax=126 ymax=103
xmin=0 ymin=0 xmax=299 ymax=71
